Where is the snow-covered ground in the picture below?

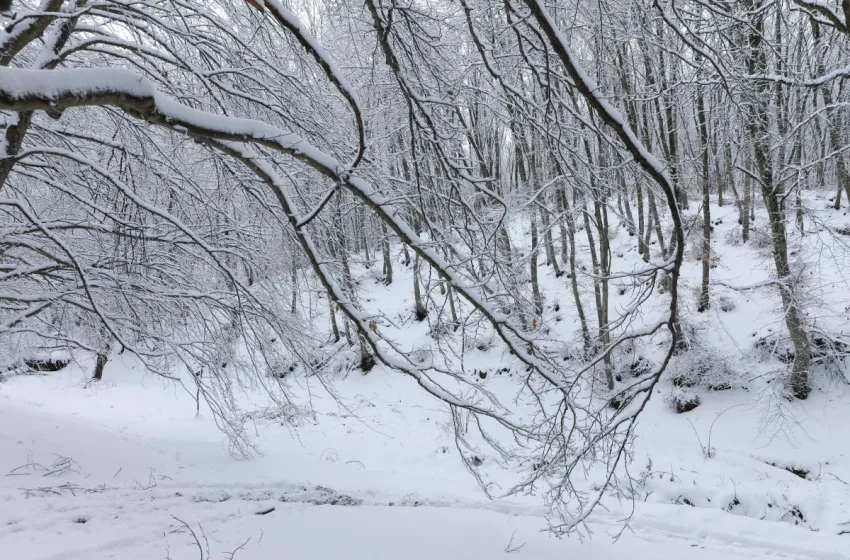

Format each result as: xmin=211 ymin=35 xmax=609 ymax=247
xmin=3 ymin=197 xmax=850 ymax=559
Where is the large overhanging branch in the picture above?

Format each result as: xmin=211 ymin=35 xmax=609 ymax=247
xmin=0 ymin=65 xmax=567 ymax=401
xmin=257 ymin=0 xmax=366 ymax=170
xmin=236 ymin=0 xmax=365 ymax=170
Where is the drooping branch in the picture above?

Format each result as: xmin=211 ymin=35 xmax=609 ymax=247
xmin=0 ymin=65 xmax=567 ymax=393
xmin=521 ymin=0 xmax=685 ymax=340
xmin=249 ymin=0 xmax=366 ymax=170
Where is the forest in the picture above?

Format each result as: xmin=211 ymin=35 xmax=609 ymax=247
xmin=2 ymin=1 xmax=850 ymax=558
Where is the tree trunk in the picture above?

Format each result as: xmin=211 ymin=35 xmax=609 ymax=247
xmin=413 ymin=251 xmax=426 ymax=321
xmin=93 ymin=352 xmax=108 ymax=381
xmin=329 ymin=300 xmax=340 ymax=343
xmin=539 ymin=196 xmax=562 ymax=276
xmin=742 ymin=163 xmax=751 ymax=243
xmin=594 ymin=199 xmax=613 ymax=389
xmin=381 ymin=221 xmax=393 ymax=284
xmin=583 ymin=195 xmax=613 ymax=389
xmin=745 ymin=2 xmax=809 ymax=398
xmin=561 ymin=186 xmax=591 ymax=352
xmin=619 ymin=171 xmax=635 ymax=235
xmin=447 ymin=283 xmax=458 ymax=330
xmin=530 ymin=208 xmax=543 ymax=318
xmin=695 ymin=75 xmax=711 ymax=312
xmin=636 ymin=183 xmax=647 ymax=260
xmin=290 ymin=254 xmax=298 ymax=314
xmin=361 ymin=210 xmax=372 ymax=267
xmin=647 ymin=189 xmax=666 ymax=256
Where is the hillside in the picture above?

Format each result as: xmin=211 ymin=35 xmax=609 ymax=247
xmin=3 ymin=197 xmax=850 ymax=559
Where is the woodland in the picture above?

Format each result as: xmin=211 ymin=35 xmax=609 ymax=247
xmin=3 ymin=0 xmax=850 ymax=551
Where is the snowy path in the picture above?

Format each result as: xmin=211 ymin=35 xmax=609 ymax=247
xmin=2 ymin=392 xmax=849 ymax=560
xmin=3 ymin=476 xmax=847 ymax=559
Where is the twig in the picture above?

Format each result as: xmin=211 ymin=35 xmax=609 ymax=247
xmin=707 ymin=403 xmax=749 ymax=454
xmin=504 ymin=530 xmax=526 ymax=553
xmin=171 ymin=516 xmax=204 ymax=560
xmin=224 ymin=537 xmax=251 ymax=560
xmin=825 ymin=472 xmax=849 ymax=485
xmin=686 ymin=418 xmax=712 ymax=458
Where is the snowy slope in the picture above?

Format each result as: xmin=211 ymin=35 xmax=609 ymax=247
xmin=3 ymin=195 xmax=850 ymax=559
xmin=2 ymin=363 xmax=849 ymax=559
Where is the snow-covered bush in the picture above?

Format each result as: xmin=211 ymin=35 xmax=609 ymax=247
xmin=684 ymin=238 xmax=718 ymax=263
xmin=748 ymin=227 xmax=773 ymax=249
xmin=724 ymin=226 xmax=744 ymax=246
xmin=664 ymin=388 xmax=701 ymax=413
xmin=667 ymin=347 xmax=736 ymax=391
xmin=718 ymin=295 xmax=736 ymax=312
xmin=753 ymin=331 xmax=796 ymax=365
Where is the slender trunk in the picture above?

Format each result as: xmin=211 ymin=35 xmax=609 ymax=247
xmin=195 ymin=370 xmax=201 ymax=417
xmin=656 ymin=22 xmax=685 ymax=210
xmin=361 ymin=211 xmax=372 ymax=266
xmin=402 ymin=244 xmax=411 ymax=266
xmin=745 ymin=3 xmax=809 ymax=398
xmin=583 ymin=198 xmax=607 ymax=367
xmin=638 ymin=103 xmax=667 ymax=256
xmin=643 ymin=192 xmax=654 ymax=262
xmin=530 ymin=208 xmax=543 ymax=318
xmin=411 ymin=208 xmax=426 ymax=321
xmin=617 ymin=191 xmax=628 ymax=231
xmin=619 ymin=171 xmax=635 ymax=235
xmin=562 ymin=186 xmax=591 ymax=352
xmin=580 ymin=138 xmax=611 ymax=368
xmin=381 ymin=221 xmax=393 ymax=284
xmin=513 ymin=127 xmax=542 ymax=325
xmin=636 ymin=183 xmax=648 ymax=260
xmin=648 ymin=189 xmax=666 ymax=255
xmin=359 ymin=333 xmax=375 ymax=372
xmin=559 ymin=210 xmax=569 ymax=265
xmin=447 ymin=283 xmax=458 ymax=330
xmin=742 ymin=163 xmax=751 ymax=243
xmin=290 ymin=255 xmax=298 ymax=314
xmin=595 ymin=200 xmax=613 ymax=389
xmin=834 ymin=85 xmax=850 ymax=206
xmin=413 ymin=251 xmax=426 ymax=321
xmin=716 ymin=138 xmax=724 ymax=207
xmin=726 ymin=143 xmax=743 ymax=222
xmin=329 ymin=300 xmax=340 ymax=342
xmin=750 ymin=187 xmax=756 ymax=222
xmin=539 ymin=197 xmax=562 ymax=276
xmin=696 ymin=74 xmax=711 ymax=312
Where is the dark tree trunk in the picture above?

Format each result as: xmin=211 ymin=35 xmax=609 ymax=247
xmin=93 ymin=353 xmax=108 ymax=381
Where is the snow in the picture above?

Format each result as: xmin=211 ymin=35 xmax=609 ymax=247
xmin=3 ymin=362 xmax=850 ymax=559
xmin=3 ymin=194 xmax=850 ymax=558
xmin=4 ymin=3 xmax=850 ymax=556
xmin=0 ymin=68 xmax=153 ymax=102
